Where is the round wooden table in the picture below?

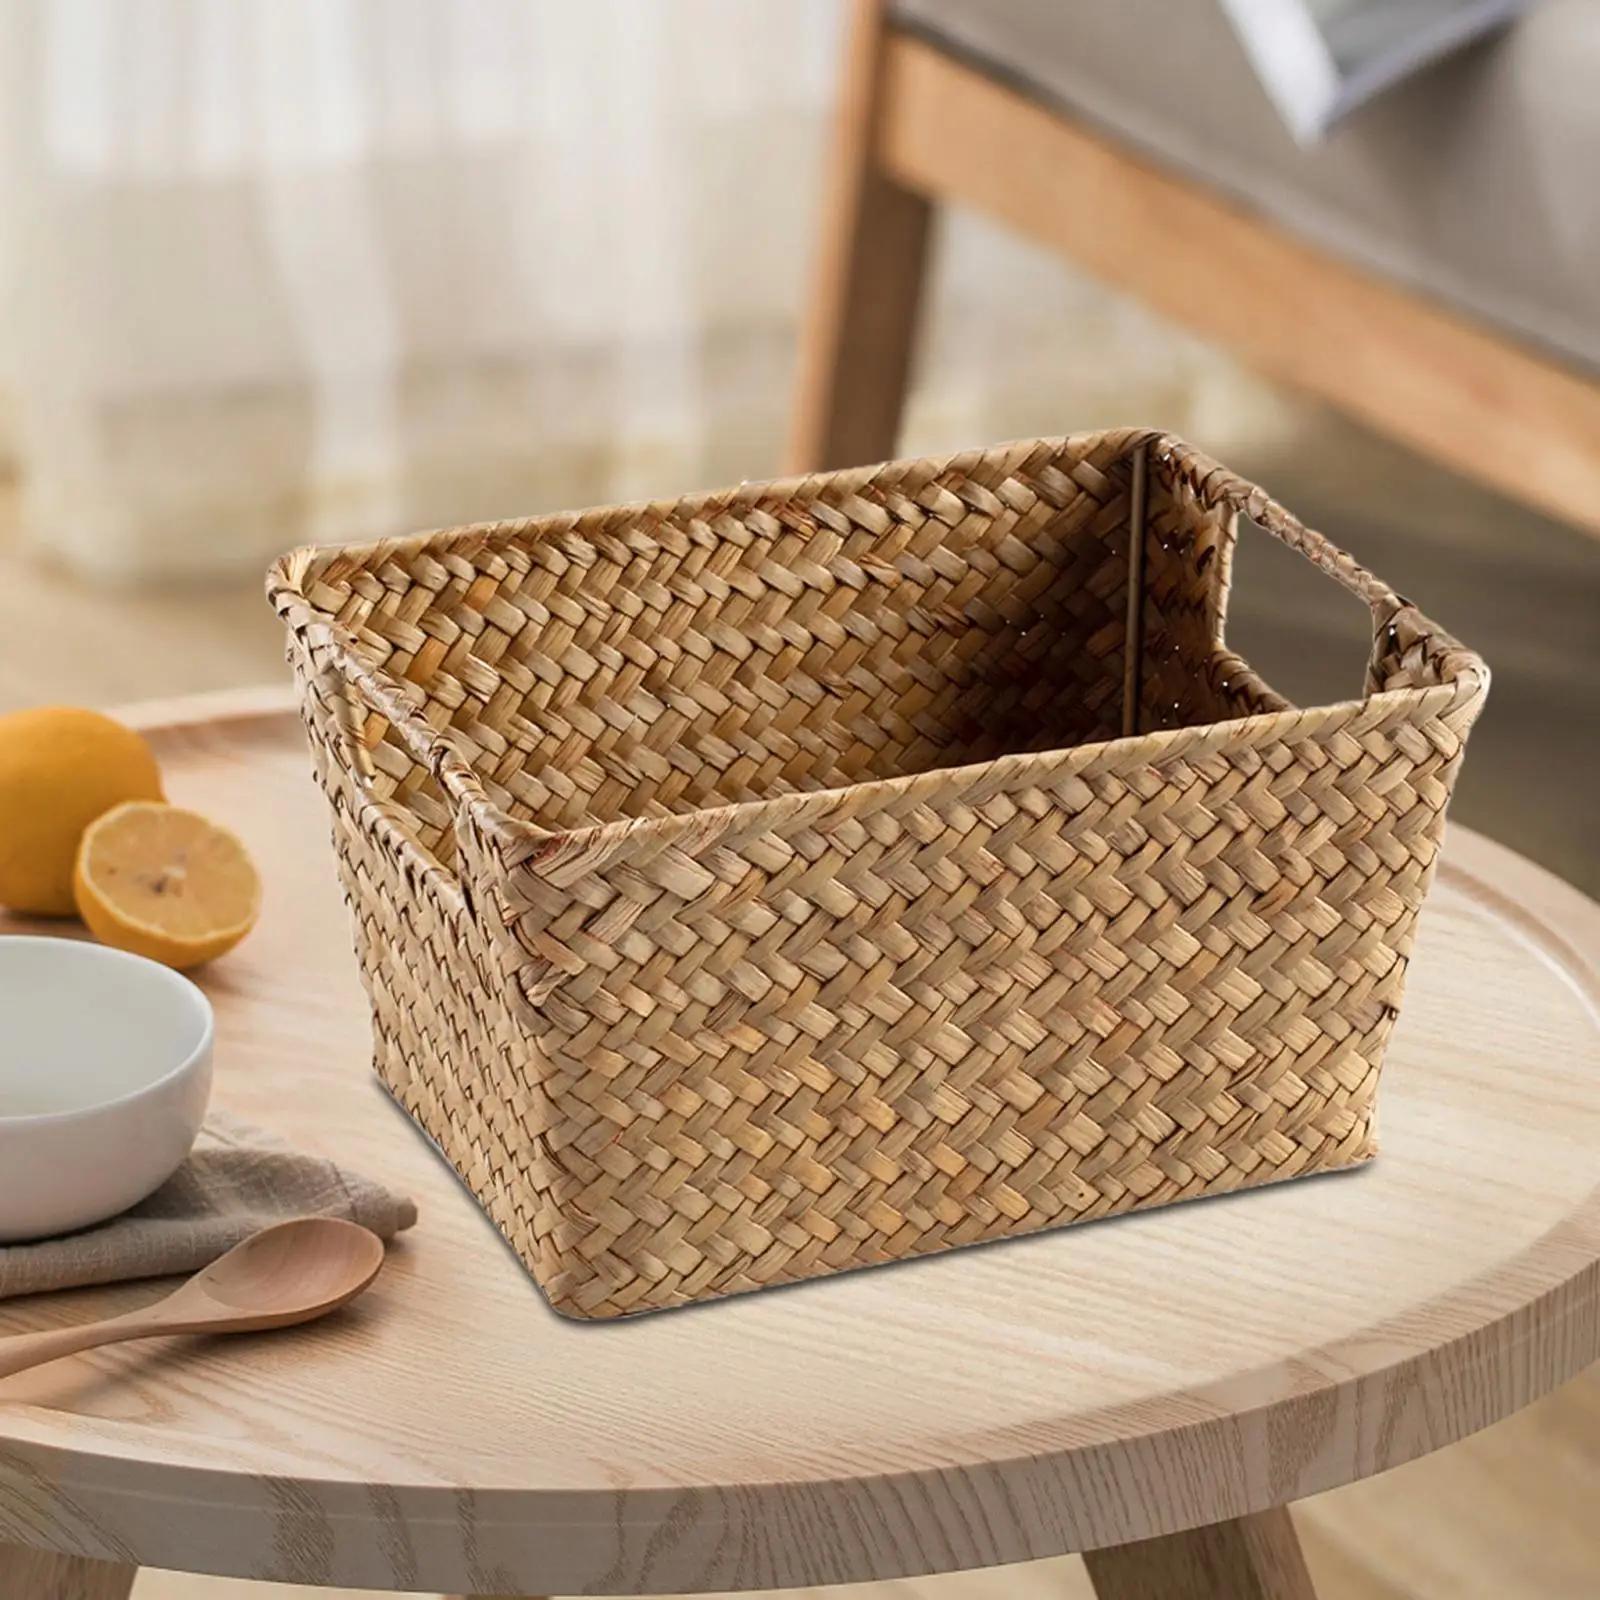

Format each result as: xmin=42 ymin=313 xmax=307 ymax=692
xmin=2 ymin=691 xmax=1597 ymax=1600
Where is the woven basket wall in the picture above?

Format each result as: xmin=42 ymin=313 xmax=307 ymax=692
xmin=270 ymin=428 xmax=1488 ymax=1319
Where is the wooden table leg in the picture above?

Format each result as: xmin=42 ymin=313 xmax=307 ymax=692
xmin=0 ymin=1543 xmax=137 ymax=1600
xmin=1083 ymin=1506 xmax=1316 ymax=1599
xmin=785 ymin=0 xmax=932 ymax=474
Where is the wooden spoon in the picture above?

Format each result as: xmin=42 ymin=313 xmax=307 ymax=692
xmin=0 ymin=1217 xmax=386 ymax=1380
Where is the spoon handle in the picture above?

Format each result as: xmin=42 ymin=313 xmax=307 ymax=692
xmin=0 ymin=1312 xmax=159 ymax=1380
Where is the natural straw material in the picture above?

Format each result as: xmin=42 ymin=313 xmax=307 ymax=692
xmin=270 ymin=429 xmax=1487 ymax=1319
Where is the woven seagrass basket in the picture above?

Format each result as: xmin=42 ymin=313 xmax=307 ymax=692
xmin=270 ymin=428 xmax=1487 ymax=1319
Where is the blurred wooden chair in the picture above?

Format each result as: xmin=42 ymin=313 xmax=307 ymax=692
xmin=789 ymin=0 xmax=1600 ymax=541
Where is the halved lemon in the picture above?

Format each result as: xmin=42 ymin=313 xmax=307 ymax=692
xmin=74 ymin=801 xmax=261 ymax=970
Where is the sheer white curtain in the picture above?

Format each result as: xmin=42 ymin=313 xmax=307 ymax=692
xmin=0 ymin=0 xmax=843 ymax=578
xmin=0 ymin=0 xmax=1283 ymax=582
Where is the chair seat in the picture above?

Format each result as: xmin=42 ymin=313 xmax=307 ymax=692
xmin=895 ymin=0 xmax=1600 ymax=374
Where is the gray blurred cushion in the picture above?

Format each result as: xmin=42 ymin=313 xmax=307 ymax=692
xmin=894 ymin=0 xmax=1600 ymax=373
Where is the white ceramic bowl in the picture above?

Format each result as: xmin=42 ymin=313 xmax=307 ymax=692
xmin=0 ymin=936 xmax=213 ymax=1242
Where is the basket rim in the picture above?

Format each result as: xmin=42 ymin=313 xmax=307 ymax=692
xmin=268 ymin=425 xmax=1155 ymax=598
xmin=268 ymin=427 xmax=1490 ymax=860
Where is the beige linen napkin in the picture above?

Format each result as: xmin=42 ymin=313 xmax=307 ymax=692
xmin=0 ymin=1111 xmax=416 ymax=1299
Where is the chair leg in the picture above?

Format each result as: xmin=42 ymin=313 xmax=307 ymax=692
xmin=0 ymin=1543 xmax=137 ymax=1600
xmin=1083 ymin=1506 xmax=1318 ymax=1599
xmin=786 ymin=0 xmax=932 ymax=474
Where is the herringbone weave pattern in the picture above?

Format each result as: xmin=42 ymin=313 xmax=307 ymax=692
xmin=270 ymin=429 xmax=1487 ymax=1317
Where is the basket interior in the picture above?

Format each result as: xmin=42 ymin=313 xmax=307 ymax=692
xmin=301 ymin=436 xmax=1288 ymax=866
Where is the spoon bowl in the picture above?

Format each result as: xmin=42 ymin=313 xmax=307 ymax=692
xmin=175 ymin=1217 xmax=388 ymax=1322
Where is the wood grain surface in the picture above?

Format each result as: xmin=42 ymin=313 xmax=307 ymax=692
xmin=0 ymin=692 xmax=1596 ymax=1595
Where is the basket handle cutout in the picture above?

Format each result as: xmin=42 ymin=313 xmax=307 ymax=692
xmin=1145 ymin=434 xmax=1487 ymax=705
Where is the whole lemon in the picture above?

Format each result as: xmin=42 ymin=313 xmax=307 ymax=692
xmin=0 ymin=707 xmax=164 ymax=915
